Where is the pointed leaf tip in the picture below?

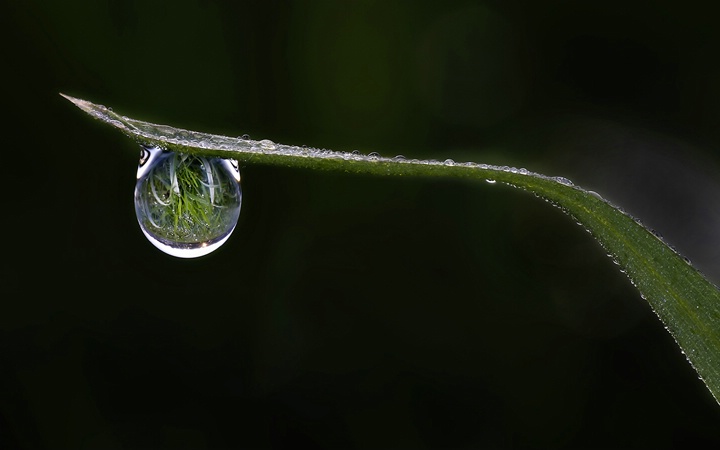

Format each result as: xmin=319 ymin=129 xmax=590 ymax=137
xmin=60 ymin=93 xmax=95 ymax=113
xmin=59 ymin=92 xmax=81 ymax=106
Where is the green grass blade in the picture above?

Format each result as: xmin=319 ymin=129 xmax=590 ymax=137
xmin=62 ymin=93 xmax=720 ymax=405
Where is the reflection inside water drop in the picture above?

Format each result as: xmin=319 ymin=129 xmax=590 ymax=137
xmin=134 ymin=146 xmax=242 ymax=258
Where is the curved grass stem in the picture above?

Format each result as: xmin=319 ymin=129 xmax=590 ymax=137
xmin=62 ymin=93 xmax=720 ymax=405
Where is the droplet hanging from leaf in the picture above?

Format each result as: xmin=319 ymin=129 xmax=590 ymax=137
xmin=134 ymin=146 xmax=242 ymax=258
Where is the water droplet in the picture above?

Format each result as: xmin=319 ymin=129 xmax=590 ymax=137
xmin=368 ymin=152 xmax=381 ymax=159
xmin=241 ymin=134 xmax=250 ymax=140
xmin=444 ymin=158 xmax=455 ymax=166
xmin=486 ymin=179 xmax=497 ymax=184
xmin=553 ymin=176 xmax=574 ymax=186
xmin=258 ymin=139 xmax=276 ymax=151
xmin=134 ymin=146 xmax=242 ymax=258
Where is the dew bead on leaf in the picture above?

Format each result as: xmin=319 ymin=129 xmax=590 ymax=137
xmin=133 ymin=146 xmax=242 ymax=258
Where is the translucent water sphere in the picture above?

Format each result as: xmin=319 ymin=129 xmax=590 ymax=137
xmin=134 ymin=146 xmax=242 ymax=258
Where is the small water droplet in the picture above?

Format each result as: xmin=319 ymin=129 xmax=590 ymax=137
xmin=241 ymin=134 xmax=250 ymax=140
xmin=259 ymin=139 xmax=276 ymax=151
xmin=486 ymin=179 xmax=497 ymax=184
xmin=368 ymin=152 xmax=381 ymax=159
xmin=554 ymin=176 xmax=574 ymax=186
xmin=134 ymin=146 xmax=242 ymax=258
xmin=351 ymin=150 xmax=361 ymax=155
xmin=394 ymin=155 xmax=406 ymax=160
xmin=444 ymin=158 xmax=455 ymax=166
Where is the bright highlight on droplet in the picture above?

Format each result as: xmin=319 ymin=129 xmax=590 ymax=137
xmin=134 ymin=146 xmax=242 ymax=258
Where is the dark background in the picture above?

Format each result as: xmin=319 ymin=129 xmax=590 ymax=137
xmin=4 ymin=0 xmax=720 ymax=448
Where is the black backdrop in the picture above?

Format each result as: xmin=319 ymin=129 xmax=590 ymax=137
xmin=4 ymin=1 xmax=720 ymax=448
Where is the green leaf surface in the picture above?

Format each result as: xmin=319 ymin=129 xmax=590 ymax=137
xmin=62 ymin=93 xmax=720 ymax=405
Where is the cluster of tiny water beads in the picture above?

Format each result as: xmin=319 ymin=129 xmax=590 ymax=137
xmin=134 ymin=146 xmax=242 ymax=258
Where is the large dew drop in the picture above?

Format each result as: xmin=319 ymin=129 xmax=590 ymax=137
xmin=134 ymin=146 xmax=242 ymax=258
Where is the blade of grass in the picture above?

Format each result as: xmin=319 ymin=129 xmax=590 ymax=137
xmin=62 ymin=93 xmax=720 ymax=405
